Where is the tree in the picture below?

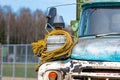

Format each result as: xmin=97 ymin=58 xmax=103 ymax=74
xmin=3 ymin=6 xmax=13 ymax=44
xmin=17 ymin=8 xmax=33 ymax=44
xmin=0 ymin=6 xmax=5 ymax=43
xmin=0 ymin=6 xmax=47 ymax=44
xmin=33 ymin=9 xmax=46 ymax=41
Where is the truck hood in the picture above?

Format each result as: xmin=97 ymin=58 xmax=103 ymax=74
xmin=71 ymin=37 xmax=120 ymax=62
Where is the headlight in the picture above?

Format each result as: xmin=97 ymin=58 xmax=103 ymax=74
xmin=48 ymin=72 xmax=57 ymax=80
xmin=43 ymin=70 xmax=62 ymax=80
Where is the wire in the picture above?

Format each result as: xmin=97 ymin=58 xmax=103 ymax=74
xmin=32 ymin=30 xmax=78 ymax=71
xmin=45 ymin=2 xmax=84 ymax=15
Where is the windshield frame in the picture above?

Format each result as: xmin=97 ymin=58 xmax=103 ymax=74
xmin=79 ymin=2 xmax=120 ymax=37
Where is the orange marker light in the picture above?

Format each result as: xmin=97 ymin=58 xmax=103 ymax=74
xmin=48 ymin=72 xmax=57 ymax=80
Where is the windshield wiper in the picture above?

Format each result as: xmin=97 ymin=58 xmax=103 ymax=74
xmin=96 ymin=33 xmax=120 ymax=37
xmin=79 ymin=33 xmax=120 ymax=38
xmin=79 ymin=34 xmax=97 ymax=38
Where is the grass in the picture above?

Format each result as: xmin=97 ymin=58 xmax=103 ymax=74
xmin=2 ymin=64 xmax=38 ymax=78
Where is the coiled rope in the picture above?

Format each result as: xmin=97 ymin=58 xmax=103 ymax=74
xmin=32 ymin=30 xmax=78 ymax=71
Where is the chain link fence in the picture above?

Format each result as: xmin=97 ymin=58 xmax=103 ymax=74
xmin=1 ymin=44 xmax=39 ymax=80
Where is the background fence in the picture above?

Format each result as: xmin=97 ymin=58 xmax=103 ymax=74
xmin=0 ymin=44 xmax=2 ymax=80
xmin=1 ymin=44 xmax=39 ymax=80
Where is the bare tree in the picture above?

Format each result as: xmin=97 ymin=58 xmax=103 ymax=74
xmin=3 ymin=6 xmax=13 ymax=44
xmin=2 ymin=6 xmax=18 ymax=44
xmin=9 ymin=13 xmax=16 ymax=43
xmin=33 ymin=10 xmax=46 ymax=41
xmin=0 ymin=6 xmax=5 ymax=43
xmin=0 ymin=6 xmax=46 ymax=44
xmin=16 ymin=8 xmax=46 ymax=44
xmin=17 ymin=8 xmax=33 ymax=44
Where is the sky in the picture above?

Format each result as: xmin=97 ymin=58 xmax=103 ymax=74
xmin=0 ymin=0 xmax=75 ymax=12
xmin=0 ymin=0 xmax=76 ymax=25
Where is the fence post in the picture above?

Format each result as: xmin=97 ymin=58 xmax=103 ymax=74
xmin=12 ymin=45 xmax=16 ymax=80
xmin=0 ymin=44 xmax=1 ymax=80
xmin=25 ymin=45 xmax=28 ymax=80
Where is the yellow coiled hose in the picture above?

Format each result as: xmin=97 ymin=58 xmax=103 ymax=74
xmin=32 ymin=30 xmax=78 ymax=71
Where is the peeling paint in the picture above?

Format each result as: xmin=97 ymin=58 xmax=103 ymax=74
xmin=38 ymin=60 xmax=120 ymax=80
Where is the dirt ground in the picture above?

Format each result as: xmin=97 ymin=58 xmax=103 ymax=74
xmin=2 ymin=77 xmax=37 ymax=80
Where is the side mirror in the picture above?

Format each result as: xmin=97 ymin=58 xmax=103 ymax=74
xmin=47 ymin=7 xmax=57 ymax=26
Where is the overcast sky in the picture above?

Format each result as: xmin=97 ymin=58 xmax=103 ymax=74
xmin=0 ymin=0 xmax=76 ymax=25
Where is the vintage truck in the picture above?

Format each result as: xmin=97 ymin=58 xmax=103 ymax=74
xmin=33 ymin=0 xmax=120 ymax=80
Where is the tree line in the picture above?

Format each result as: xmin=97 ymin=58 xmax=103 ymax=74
xmin=0 ymin=6 xmax=46 ymax=44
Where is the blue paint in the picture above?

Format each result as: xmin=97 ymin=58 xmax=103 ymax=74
xmin=71 ymin=38 xmax=120 ymax=62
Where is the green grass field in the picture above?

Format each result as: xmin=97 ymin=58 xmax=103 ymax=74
xmin=2 ymin=64 xmax=38 ymax=78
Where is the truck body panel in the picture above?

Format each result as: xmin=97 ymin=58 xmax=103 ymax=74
xmin=71 ymin=37 xmax=120 ymax=62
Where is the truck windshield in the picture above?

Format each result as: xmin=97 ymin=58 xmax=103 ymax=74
xmin=81 ymin=8 xmax=120 ymax=36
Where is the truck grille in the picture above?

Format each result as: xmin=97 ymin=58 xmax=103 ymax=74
xmin=71 ymin=68 xmax=120 ymax=80
xmin=72 ymin=77 xmax=120 ymax=80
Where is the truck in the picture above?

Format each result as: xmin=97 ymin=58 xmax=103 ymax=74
xmin=32 ymin=0 xmax=120 ymax=80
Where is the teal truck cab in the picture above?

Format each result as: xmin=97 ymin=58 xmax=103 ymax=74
xmin=34 ymin=0 xmax=120 ymax=80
